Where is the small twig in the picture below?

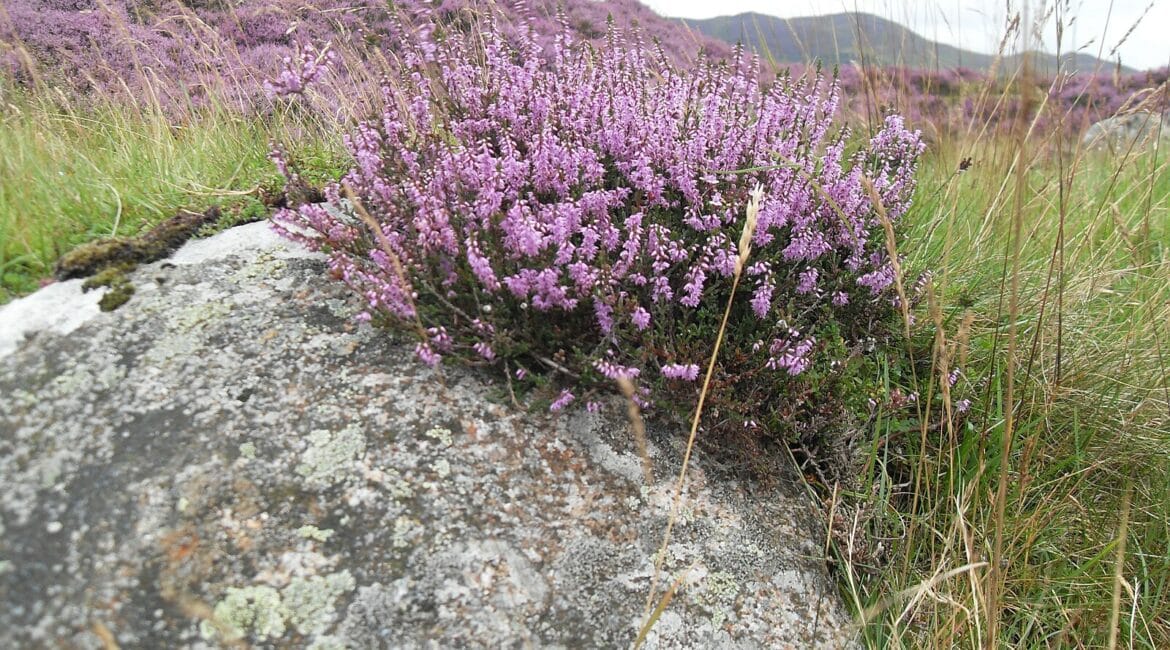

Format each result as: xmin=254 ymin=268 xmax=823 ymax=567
xmin=503 ymin=361 xmax=521 ymax=409
xmin=535 ymin=354 xmax=580 ymax=379
xmin=617 ymin=376 xmax=655 ymax=486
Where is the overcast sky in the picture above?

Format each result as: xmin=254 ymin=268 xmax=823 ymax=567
xmin=640 ymin=1 xmax=1170 ymax=70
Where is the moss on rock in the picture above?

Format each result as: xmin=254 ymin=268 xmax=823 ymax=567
xmin=81 ymin=264 xmax=136 ymax=312
xmin=55 ymin=207 xmax=222 ymax=281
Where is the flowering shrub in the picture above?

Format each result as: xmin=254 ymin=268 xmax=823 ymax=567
xmin=273 ymin=16 xmax=925 ymax=466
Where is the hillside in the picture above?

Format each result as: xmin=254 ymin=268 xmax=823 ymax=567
xmin=0 ymin=0 xmax=733 ymax=107
xmin=680 ymin=11 xmax=1134 ymax=75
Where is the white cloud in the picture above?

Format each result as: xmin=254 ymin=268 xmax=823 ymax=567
xmin=640 ymin=0 xmax=1170 ymax=70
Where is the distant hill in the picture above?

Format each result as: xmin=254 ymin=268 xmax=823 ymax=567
xmin=678 ymin=12 xmax=1134 ymax=76
xmin=516 ymin=0 xmax=734 ymax=63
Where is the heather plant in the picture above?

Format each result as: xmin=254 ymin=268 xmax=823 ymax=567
xmin=273 ymin=17 xmax=925 ymax=468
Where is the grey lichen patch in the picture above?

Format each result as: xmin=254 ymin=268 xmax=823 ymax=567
xmin=201 ymin=585 xmax=287 ymax=642
xmin=309 ymin=636 xmax=348 ymax=650
xmin=47 ymin=361 xmax=126 ymax=398
xmin=363 ymin=466 xmax=414 ymax=501
xmin=173 ymin=299 xmax=234 ymax=332
xmin=200 ymin=570 xmax=355 ymax=643
xmin=391 ymin=516 xmax=420 ymax=549
xmin=0 ymin=560 xmax=12 ymax=575
xmin=141 ymin=299 xmax=236 ymax=367
xmin=297 ymin=525 xmax=335 ymax=542
xmin=239 ymin=442 xmax=257 ymax=460
xmin=691 ymin=570 xmax=741 ymax=629
xmin=230 ymin=249 xmax=288 ymax=284
xmin=296 ymin=425 xmax=366 ymax=489
xmin=283 ymin=571 xmax=356 ymax=636
xmin=423 ymin=426 xmax=453 ymax=446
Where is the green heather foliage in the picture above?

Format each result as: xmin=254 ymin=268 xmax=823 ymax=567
xmin=273 ymin=18 xmax=925 ymax=467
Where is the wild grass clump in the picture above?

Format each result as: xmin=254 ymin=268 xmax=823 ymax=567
xmin=273 ymin=17 xmax=925 ymax=470
xmin=844 ymin=124 xmax=1170 ymax=648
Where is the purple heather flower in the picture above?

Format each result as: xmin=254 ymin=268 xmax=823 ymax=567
xmin=661 ymin=363 xmax=701 ymax=381
xmin=797 ymin=267 xmax=820 ymax=295
xmin=631 ymin=306 xmax=651 ymax=331
xmin=415 ymin=342 xmax=441 ymax=368
xmin=550 ymin=389 xmax=575 ymax=412
xmin=766 ymin=335 xmax=817 ymax=376
xmin=264 ymin=42 xmax=336 ymax=98
xmin=947 ymin=368 xmax=962 ymax=388
xmin=751 ymin=279 xmax=774 ymax=318
xmin=594 ymin=359 xmax=640 ymax=380
xmin=594 ymin=300 xmax=615 ymax=334
xmin=428 ymin=326 xmax=452 ymax=352
xmin=473 ymin=341 xmax=495 ymax=361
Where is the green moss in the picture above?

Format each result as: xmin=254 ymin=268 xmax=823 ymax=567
xmin=55 ymin=206 xmax=227 ymax=311
xmin=80 ymin=264 xmax=136 ymax=312
xmin=97 ymin=282 xmax=135 ymax=312
xmin=81 ymin=264 xmax=131 ymax=290
xmin=55 ymin=207 xmax=221 ymax=281
xmin=197 ymin=196 xmax=272 ymax=239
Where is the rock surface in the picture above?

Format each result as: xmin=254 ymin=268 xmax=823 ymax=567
xmin=1082 ymin=110 xmax=1169 ymax=151
xmin=0 ymin=222 xmax=857 ymax=648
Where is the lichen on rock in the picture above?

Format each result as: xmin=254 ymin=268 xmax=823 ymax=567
xmin=295 ymin=426 xmax=366 ymax=489
xmin=201 ymin=585 xmax=287 ymax=642
xmin=0 ymin=222 xmax=858 ymax=648
xmin=283 ymin=571 xmax=356 ymax=636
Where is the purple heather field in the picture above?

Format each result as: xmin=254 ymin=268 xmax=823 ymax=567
xmin=1 ymin=0 xmax=1165 ymax=135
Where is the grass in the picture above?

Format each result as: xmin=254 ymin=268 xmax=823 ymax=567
xmin=0 ymin=82 xmax=348 ymax=302
xmin=842 ymin=129 xmax=1170 ymax=646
